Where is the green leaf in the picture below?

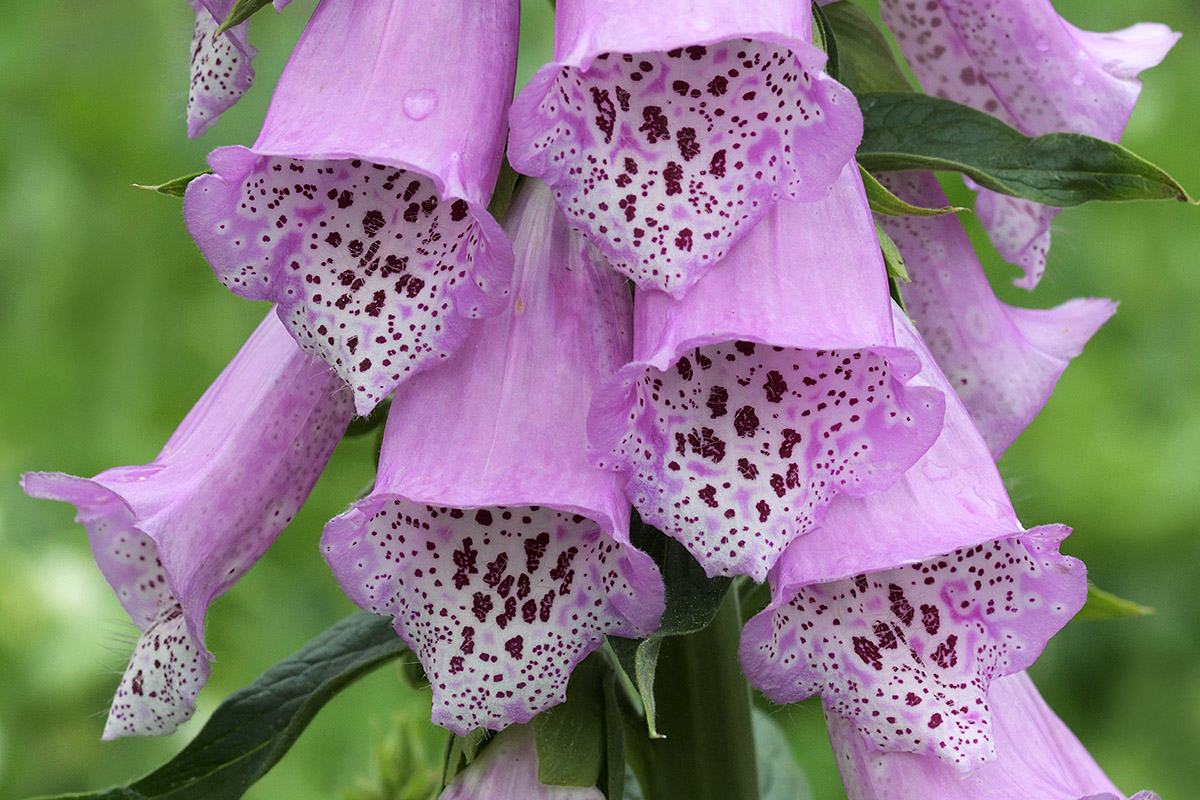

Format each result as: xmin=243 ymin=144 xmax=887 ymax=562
xmin=810 ymin=1 xmax=840 ymax=83
xmin=860 ymin=164 xmax=963 ymax=217
xmin=821 ymin=1 xmax=912 ymax=94
xmin=608 ymin=517 xmax=732 ymax=738
xmin=876 ymin=223 xmax=908 ymax=283
xmin=132 ymin=171 xmax=209 ymax=198
xmin=346 ymin=399 xmax=391 ymax=437
xmin=217 ymin=0 xmax=274 ymax=35
xmin=601 ymin=672 xmax=626 ymax=800
xmin=442 ymin=728 xmax=491 ymax=787
xmin=534 ymin=655 xmax=606 ymax=788
xmin=857 ymin=92 xmax=1193 ymax=206
xmin=753 ymin=709 xmax=813 ymax=800
xmin=1076 ymin=582 xmax=1154 ymax=620
xmin=29 ymin=613 xmax=408 ymax=800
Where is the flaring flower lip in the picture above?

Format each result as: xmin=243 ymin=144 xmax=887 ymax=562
xmin=322 ymin=182 xmax=664 ymax=735
xmin=185 ymin=0 xmax=520 ymax=415
xmin=739 ymin=311 xmax=1086 ymax=771
xmin=587 ymin=164 xmax=944 ymax=582
xmin=827 ymin=671 xmax=1156 ymax=800
xmin=879 ymin=171 xmax=1115 ymax=457
xmin=21 ymin=312 xmax=352 ymax=739
xmin=508 ymin=0 xmax=863 ymax=297
xmin=877 ymin=0 xmax=1178 ymax=288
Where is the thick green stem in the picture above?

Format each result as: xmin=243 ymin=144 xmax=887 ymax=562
xmin=640 ymin=589 xmax=759 ymax=800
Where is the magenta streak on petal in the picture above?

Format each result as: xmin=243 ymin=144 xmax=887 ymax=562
xmin=21 ymin=313 xmax=352 ymax=738
xmin=185 ymin=0 xmax=519 ymax=414
xmin=509 ymin=0 xmax=862 ymax=297
xmin=880 ymin=171 xmax=1115 ymax=456
xmin=187 ymin=0 xmax=256 ymax=139
xmin=739 ymin=311 xmax=1086 ymax=771
xmin=879 ymin=0 xmax=1178 ymax=288
xmin=322 ymin=182 xmax=663 ymax=735
xmin=829 ymin=671 xmax=1156 ymax=800
xmin=588 ymin=164 xmax=944 ymax=582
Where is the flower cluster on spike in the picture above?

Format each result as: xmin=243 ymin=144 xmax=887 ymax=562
xmin=23 ymin=0 xmax=1175 ymax=797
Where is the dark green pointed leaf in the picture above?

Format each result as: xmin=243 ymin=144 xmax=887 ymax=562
xmin=860 ymin=164 xmax=963 ymax=217
xmin=810 ymin=1 xmax=840 ymax=83
xmin=132 ymin=171 xmax=209 ymax=199
xmin=857 ymin=92 xmax=1192 ymax=206
xmin=28 ymin=613 xmax=408 ymax=800
xmin=876 ymin=223 xmax=908 ymax=283
xmin=442 ymin=728 xmax=491 ymax=786
xmin=1076 ymin=582 xmax=1154 ymax=620
xmin=608 ymin=517 xmax=732 ymax=738
xmin=601 ymin=672 xmax=626 ymax=800
xmin=217 ymin=0 xmax=275 ymax=35
xmin=821 ymin=1 xmax=912 ymax=94
xmin=534 ymin=655 xmax=606 ymax=787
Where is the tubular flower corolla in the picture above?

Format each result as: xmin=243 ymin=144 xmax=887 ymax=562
xmin=186 ymin=0 xmax=520 ymax=414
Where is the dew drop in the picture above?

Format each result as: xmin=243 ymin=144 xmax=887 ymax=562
xmin=403 ymin=89 xmax=439 ymax=121
xmin=1034 ymin=36 xmax=1051 ymax=53
xmin=1071 ymin=71 xmax=1085 ymax=86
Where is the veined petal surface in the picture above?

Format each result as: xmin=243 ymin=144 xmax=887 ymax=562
xmin=22 ymin=313 xmax=352 ymax=737
xmin=323 ymin=183 xmax=663 ymax=734
xmin=509 ymin=0 xmax=862 ymax=296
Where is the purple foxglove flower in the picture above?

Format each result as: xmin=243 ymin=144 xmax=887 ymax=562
xmin=322 ymin=181 xmax=664 ymax=735
xmin=186 ymin=0 xmax=256 ymax=139
xmin=828 ymin=670 xmax=1159 ymax=800
xmin=588 ymin=164 xmax=944 ymax=581
xmin=739 ymin=309 xmax=1087 ymax=771
xmin=439 ymin=725 xmax=604 ymax=800
xmin=879 ymin=0 xmax=1178 ymax=288
xmin=20 ymin=312 xmax=353 ymax=739
xmin=877 ymin=171 xmax=1115 ymax=456
xmin=186 ymin=0 xmax=519 ymax=414
xmin=507 ymin=0 xmax=863 ymax=297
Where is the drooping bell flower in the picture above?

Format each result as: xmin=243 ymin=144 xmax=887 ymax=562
xmin=877 ymin=171 xmax=1115 ymax=456
xmin=739 ymin=309 xmax=1087 ymax=772
xmin=439 ymin=725 xmax=604 ymax=800
xmin=878 ymin=0 xmax=1178 ymax=287
xmin=322 ymin=181 xmax=664 ymax=735
xmin=21 ymin=312 xmax=353 ymax=739
xmin=588 ymin=164 xmax=944 ymax=582
xmin=507 ymin=0 xmax=863 ymax=297
xmin=827 ymin=670 xmax=1160 ymax=800
xmin=186 ymin=0 xmax=519 ymax=414
xmin=186 ymin=0 xmax=255 ymax=138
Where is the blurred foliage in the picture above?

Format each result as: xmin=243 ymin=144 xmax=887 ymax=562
xmin=0 ymin=1 xmax=1196 ymax=799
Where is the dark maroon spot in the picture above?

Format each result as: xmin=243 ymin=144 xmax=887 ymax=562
xmin=852 ymin=635 xmax=883 ymax=670
xmin=709 ymin=149 xmax=727 ymax=178
xmin=346 ymin=336 xmax=359 ymax=354
xmin=483 ymin=553 xmax=508 ymax=588
xmin=672 ymin=79 xmax=690 ymax=96
xmin=624 ymin=157 xmax=638 ymax=175
xmin=475 ymin=509 xmax=493 ymax=526
xmin=707 ymin=75 xmax=729 ymax=96
xmin=336 ymin=190 xmax=354 ymax=209
xmin=471 ymin=592 xmax=493 ymax=622
xmin=590 ymin=87 xmax=616 ymax=143
xmin=539 ymin=590 xmax=555 ymax=622
xmin=325 ymin=232 xmax=342 ymax=247
xmin=755 ymin=499 xmax=770 ymax=522
xmin=873 ymin=620 xmax=898 ymax=650
xmin=905 ymin=692 xmax=921 ymax=706
xmin=687 ymin=427 xmax=726 ymax=463
xmin=450 ymin=199 xmax=469 ymax=221
xmin=764 ymin=370 xmax=788 ymax=403
xmin=685 ymin=45 xmax=707 ymax=60
xmin=505 ymin=635 xmax=524 ymax=660
xmin=706 ymin=385 xmax=729 ymax=417
xmin=403 ymin=203 xmax=420 ymax=223
xmin=889 ymin=584 xmax=915 ymax=626
xmin=769 ymin=473 xmax=786 ymax=498
xmin=676 ymin=356 xmax=693 ymax=381
xmin=737 ymin=457 xmax=758 ymax=480
xmin=676 ymin=127 xmax=700 ymax=161
xmin=521 ymin=599 xmax=537 ymax=623
xmin=931 ymin=635 xmax=958 ymax=669
xmin=675 ymin=228 xmax=693 ymax=252
xmin=364 ymin=290 xmax=386 ymax=317
xmin=402 ymin=180 xmax=421 ymax=201
xmin=639 ymin=106 xmax=670 ymax=143
xmin=663 ymin=161 xmax=684 ymax=196
xmin=358 ymin=358 xmax=371 ymax=371
xmin=778 ymin=428 xmax=803 ymax=459
xmin=920 ymin=604 xmax=941 ymax=636
xmin=405 ymin=277 xmax=425 ymax=298
xmin=734 ymin=341 xmax=755 ymax=356
xmin=785 ymin=463 xmax=800 ymax=489
xmin=928 ymin=713 xmax=943 ymax=729
xmin=524 ymin=531 xmax=550 ymax=573
xmin=698 ymin=485 xmax=719 ymax=508
xmin=362 ymin=209 xmax=385 ymax=238
xmin=733 ymin=405 xmax=759 ymax=438
xmin=615 ymin=86 xmax=631 ymax=112
xmin=449 ymin=656 xmax=464 ymax=673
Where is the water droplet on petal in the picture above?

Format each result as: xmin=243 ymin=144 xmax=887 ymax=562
xmin=1034 ymin=36 xmax=1051 ymax=53
xmin=1071 ymin=71 xmax=1085 ymax=86
xmin=402 ymin=89 xmax=439 ymax=121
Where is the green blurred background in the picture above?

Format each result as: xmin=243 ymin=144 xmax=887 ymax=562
xmin=0 ymin=1 xmax=1196 ymax=797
